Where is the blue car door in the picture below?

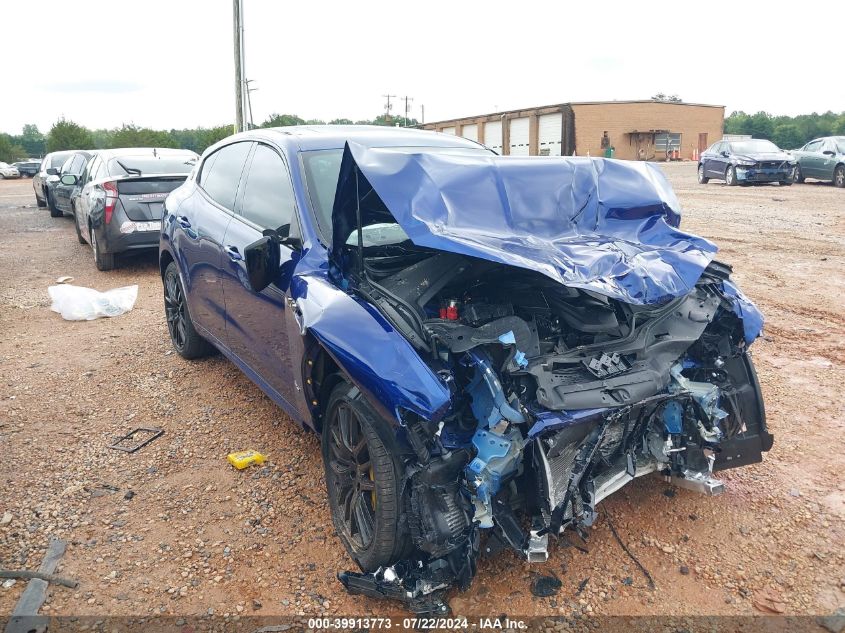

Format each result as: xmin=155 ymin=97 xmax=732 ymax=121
xmin=220 ymin=142 xmax=302 ymax=412
xmin=171 ymin=141 xmax=252 ymax=346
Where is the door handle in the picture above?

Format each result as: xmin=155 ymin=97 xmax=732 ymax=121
xmin=176 ymin=215 xmax=191 ymax=229
xmin=224 ymin=245 xmax=243 ymax=262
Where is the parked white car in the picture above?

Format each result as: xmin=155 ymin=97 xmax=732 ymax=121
xmin=0 ymin=162 xmax=22 ymax=179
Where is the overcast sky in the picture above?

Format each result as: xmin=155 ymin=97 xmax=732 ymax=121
xmin=2 ymin=0 xmax=843 ymax=135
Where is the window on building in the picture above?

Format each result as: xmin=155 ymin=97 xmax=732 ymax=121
xmin=655 ymin=133 xmax=681 ymax=153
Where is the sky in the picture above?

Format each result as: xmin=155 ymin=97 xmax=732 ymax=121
xmin=2 ymin=0 xmax=843 ymax=136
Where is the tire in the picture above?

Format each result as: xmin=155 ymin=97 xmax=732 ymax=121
xmin=90 ymin=228 xmax=115 ymax=271
xmin=725 ymin=165 xmax=738 ymax=186
xmin=834 ymin=165 xmax=845 ymax=189
xmin=73 ymin=206 xmax=86 ymax=245
xmin=36 ymin=195 xmax=46 ymax=208
xmin=793 ymin=164 xmax=805 ymax=183
xmin=163 ymin=261 xmax=214 ymax=359
xmin=697 ymin=164 xmax=709 ymax=184
xmin=779 ymin=180 xmax=792 ymax=186
xmin=47 ymin=192 xmax=62 ymax=217
xmin=322 ymin=379 xmax=411 ymax=572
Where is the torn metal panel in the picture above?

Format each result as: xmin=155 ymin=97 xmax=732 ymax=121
xmin=331 ymin=142 xmax=718 ymax=305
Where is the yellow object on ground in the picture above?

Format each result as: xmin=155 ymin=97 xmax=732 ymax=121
xmin=227 ymin=450 xmax=266 ymax=470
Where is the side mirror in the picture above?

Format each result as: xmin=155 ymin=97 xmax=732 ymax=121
xmin=244 ymin=236 xmax=280 ymax=293
xmin=60 ymin=174 xmax=79 ymax=186
xmin=46 ymin=168 xmax=58 ymax=176
xmin=720 ymin=151 xmax=730 ymax=157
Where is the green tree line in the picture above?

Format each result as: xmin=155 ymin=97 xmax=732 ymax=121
xmin=0 ymin=113 xmax=420 ymax=162
xmin=4 ymin=110 xmax=840 ymax=163
xmin=725 ymin=110 xmax=845 ymax=149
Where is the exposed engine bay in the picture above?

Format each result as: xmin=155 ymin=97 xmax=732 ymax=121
xmin=337 ymin=244 xmax=772 ymax=613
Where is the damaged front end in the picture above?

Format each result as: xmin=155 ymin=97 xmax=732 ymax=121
xmin=330 ymin=145 xmax=772 ymax=613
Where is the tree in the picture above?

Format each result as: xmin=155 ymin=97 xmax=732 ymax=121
xmin=0 ymin=134 xmax=28 ymax=162
xmin=651 ymin=93 xmax=682 ymax=102
xmin=771 ymin=123 xmax=803 ymax=150
xmin=108 ymin=124 xmax=176 ymax=149
xmin=260 ymin=113 xmax=305 ymax=128
xmin=46 ymin=119 xmax=94 ymax=152
xmin=329 ymin=118 xmax=353 ymax=125
xmin=17 ymin=124 xmax=46 ymax=157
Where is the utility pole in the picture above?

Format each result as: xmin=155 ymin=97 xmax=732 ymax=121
xmin=246 ymin=79 xmax=257 ymax=130
xmin=382 ymin=94 xmax=396 ymax=124
xmin=402 ymin=95 xmax=414 ymax=126
xmin=232 ymin=0 xmax=245 ymax=133
xmin=420 ymin=105 xmax=425 ymax=125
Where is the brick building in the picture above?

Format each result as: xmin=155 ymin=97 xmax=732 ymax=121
xmin=421 ymin=100 xmax=724 ymax=161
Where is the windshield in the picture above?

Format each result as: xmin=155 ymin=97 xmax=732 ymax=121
xmin=107 ymin=154 xmax=197 ymax=176
xmin=836 ymin=138 xmax=845 ymax=154
xmin=730 ymin=140 xmax=780 ymax=154
xmin=301 ymin=146 xmax=493 ymax=245
xmin=0 ymin=163 xmax=9 ymax=169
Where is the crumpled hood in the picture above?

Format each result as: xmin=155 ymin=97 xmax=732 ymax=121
xmin=331 ymin=142 xmax=718 ymax=305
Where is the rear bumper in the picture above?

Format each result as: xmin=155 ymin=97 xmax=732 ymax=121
xmin=97 ymin=222 xmax=161 ymax=254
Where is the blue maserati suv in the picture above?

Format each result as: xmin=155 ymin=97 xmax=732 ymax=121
xmin=160 ymin=125 xmax=771 ymax=613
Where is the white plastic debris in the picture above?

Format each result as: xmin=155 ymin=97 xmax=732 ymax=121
xmin=48 ymin=284 xmax=138 ymax=321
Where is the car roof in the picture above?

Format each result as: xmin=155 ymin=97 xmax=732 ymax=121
xmin=223 ymin=125 xmax=484 ymax=152
xmin=97 ymin=147 xmax=198 ymax=160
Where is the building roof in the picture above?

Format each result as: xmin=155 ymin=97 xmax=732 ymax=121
xmin=423 ymin=100 xmax=725 ymax=127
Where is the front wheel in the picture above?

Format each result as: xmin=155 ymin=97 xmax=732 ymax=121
xmin=697 ymin=164 xmax=709 ymax=184
xmin=793 ymin=164 xmax=805 ymax=183
xmin=834 ymin=165 xmax=845 ymax=188
xmin=163 ymin=261 xmax=214 ymax=359
xmin=322 ymin=379 xmax=411 ymax=572
xmin=36 ymin=195 xmax=46 ymax=208
xmin=725 ymin=165 xmax=738 ymax=186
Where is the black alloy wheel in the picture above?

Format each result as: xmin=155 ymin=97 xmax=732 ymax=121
xmin=322 ymin=380 xmax=410 ymax=571
xmin=163 ymin=262 xmax=213 ymax=359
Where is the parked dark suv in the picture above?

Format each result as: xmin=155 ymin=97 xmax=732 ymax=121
xmin=72 ymin=147 xmax=198 ymax=270
xmin=13 ymin=160 xmax=40 ymax=178
xmin=159 ymin=126 xmax=771 ymax=614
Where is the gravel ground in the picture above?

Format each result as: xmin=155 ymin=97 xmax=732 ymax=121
xmin=0 ymin=165 xmax=843 ymax=620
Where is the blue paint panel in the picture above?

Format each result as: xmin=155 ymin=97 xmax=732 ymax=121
xmin=293 ymin=271 xmax=451 ymax=425
xmin=332 ymin=143 xmax=719 ymax=305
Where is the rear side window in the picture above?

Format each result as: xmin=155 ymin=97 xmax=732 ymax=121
xmin=199 ymin=142 xmax=252 ymax=211
xmin=50 ymin=153 xmax=72 ymax=169
xmin=238 ymin=144 xmax=296 ymax=231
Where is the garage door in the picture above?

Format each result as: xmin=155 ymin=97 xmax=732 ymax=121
xmin=538 ymin=113 xmax=562 ymax=156
xmin=484 ymin=120 xmax=502 ymax=154
xmin=509 ymin=117 xmax=530 ymax=156
xmin=441 ymin=126 xmax=456 ymax=135
xmin=461 ymin=124 xmax=478 ymax=143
